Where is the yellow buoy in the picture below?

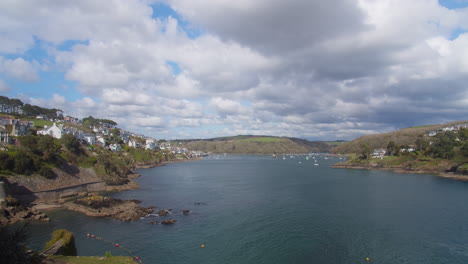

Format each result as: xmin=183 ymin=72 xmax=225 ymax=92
xmin=366 ymin=257 xmax=370 ymax=261
xmin=201 ymin=244 xmax=205 ymax=248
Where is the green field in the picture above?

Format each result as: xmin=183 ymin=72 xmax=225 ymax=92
xmin=48 ymin=256 xmax=135 ymax=264
xmin=29 ymin=119 xmax=54 ymax=128
xmin=238 ymin=137 xmax=285 ymax=143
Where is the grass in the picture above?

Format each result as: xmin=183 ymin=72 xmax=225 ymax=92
xmin=49 ymin=256 xmax=135 ymax=264
xmin=238 ymin=137 xmax=284 ymax=143
xmin=325 ymin=141 xmax=347 ymax=146
xmin=29 ymin=119 xmax=54 ymax=128
xmin=408 ymin=125 xmax=433 ymax=129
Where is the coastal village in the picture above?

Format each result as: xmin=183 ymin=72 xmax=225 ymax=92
xmin=0 ymin=114 xmax=207 ymax=158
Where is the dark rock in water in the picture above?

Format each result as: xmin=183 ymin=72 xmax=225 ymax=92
xmin=161 ymin=218 xmax=176 ymax=224
xmin=194 ymin=202 xmax=206 ymax=205
xmin=148 ymin=221 xmax=159 ymax=225
xmin=182 ymin=210 xmax=190 ymax=215
xmin=157 ymin=209 xmax=170 ymax=216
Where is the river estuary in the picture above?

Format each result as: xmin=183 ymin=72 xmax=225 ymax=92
xmin=27 ymin=155 xmax=468 ymax=264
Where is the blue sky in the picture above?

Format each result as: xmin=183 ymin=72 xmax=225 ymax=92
xmin=1 ymin=0 xmax=468 ymax=140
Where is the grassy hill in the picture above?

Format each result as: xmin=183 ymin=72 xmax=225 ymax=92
xmin=330 ymin=121 xmax=468 ymax=154
xmin=175 ymin=135 xmax=338 ymax=154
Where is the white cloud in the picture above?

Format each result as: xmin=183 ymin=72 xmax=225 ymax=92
xmin=0 ymin=79 xmax=10 ymax=92
xmin=0 ymin=57 xmax=39 ymax=82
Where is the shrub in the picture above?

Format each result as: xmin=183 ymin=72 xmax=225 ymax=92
xmin=13 ymin=150 xmax=35 ymax=175
xmin=0 ymin=152 xmax=14 ymax=171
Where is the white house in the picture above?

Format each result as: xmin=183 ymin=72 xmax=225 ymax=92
xmin=372 ymin=148 xmax=386 ymax=159
xmin=96 ymin=136 xmax=106 ymax=146
xmin=109 ymin=144 xmax=122 ymax=152
xmin=145 ymin=138 xmax=158 ymax=150
xmin=38 ymin=123 xmax=63 ymax=139
xmin=83 ymin=134 xmax=96 ymax=145
xmin=128 ymin=139 xmax=138 ymax=148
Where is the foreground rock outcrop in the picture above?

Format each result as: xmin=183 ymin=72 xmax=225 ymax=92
xmin=64 ymin=195 xmax=154 ymax=221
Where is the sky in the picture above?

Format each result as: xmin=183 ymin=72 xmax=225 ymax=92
xmin=1 ymin=0 xmax=468 ymax=140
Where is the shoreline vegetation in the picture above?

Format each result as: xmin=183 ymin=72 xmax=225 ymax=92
xmin=331 ymin=121 xmax=468 ymax=181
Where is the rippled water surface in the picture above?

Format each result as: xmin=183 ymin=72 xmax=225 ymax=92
xmin=28 ymin=155 xmax=468 ymax=264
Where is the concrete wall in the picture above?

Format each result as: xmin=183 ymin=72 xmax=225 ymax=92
xmin=14 ymin=181 xmax=107 ymax=203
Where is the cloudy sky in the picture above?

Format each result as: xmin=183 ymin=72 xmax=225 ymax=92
xmin=1 ymin=0 xmax=468 ymax=140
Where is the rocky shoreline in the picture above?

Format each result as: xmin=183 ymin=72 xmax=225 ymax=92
xmin=332 ymin=162 xmax=468 ymax=181
xmin=2 ymin=157 xmax=201 ymax=225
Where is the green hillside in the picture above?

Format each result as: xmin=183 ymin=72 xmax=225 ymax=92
xmin=175 ymin=135 xmax=335 ymax=154
xmin=330 ymin=121 xmax=468 ymax=154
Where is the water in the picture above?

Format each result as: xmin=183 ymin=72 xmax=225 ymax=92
xmin=27 ymin=155 xmax=468 ymax=264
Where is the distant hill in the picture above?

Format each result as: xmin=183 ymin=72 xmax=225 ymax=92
xmin=174 ymin=135 xmax=339 ymax=154
xmin=330 ymin=121 xmax=468 ymax=154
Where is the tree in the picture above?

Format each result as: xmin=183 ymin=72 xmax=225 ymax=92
xmin=21 ymin=104 xmax=35 ymax=116
xmin=386 ymin=141 xmax=397 ymax=156
xmin=0 ymin=223 xmax=33 ymax=264
xmin=458 ymin=128 xmax=468 ymax=141
xmin=461 ymin=143 xmax=468 ymax=157
xmin=10 ymin=99 xmax=24 ymax=114
xmin=415 ymin=137 xmax=429 ymax=152
xmin=37 ymin=135 xmax=60 ymax=161
xmin=360 ymin=143 xmax=372 ymax=160
xmin=0 ymin=96 xmax=8 ymax=113
xmin=110 ymin=128 xmax=120 ymax=136
xmin=61 ymin=134 xmax=81 ymax=154
xmin=429 ymin=133 xmax=455 ymax=159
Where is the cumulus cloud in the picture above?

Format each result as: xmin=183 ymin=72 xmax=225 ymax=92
xmin=0 ymin=57 xmax=39 ymax=82
xmin=2 ymin=0 xmax=468 ymax=140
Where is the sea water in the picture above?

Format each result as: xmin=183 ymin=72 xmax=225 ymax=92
xmin=27 ymin=155 xmax=468 ymax=264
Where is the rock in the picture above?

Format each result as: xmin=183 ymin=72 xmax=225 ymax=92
xmin=60 ymin=192 xmax=78 ymax=199
xmin=15 ymin=210 xmax=32 ymax=219
xmin=182 ymin=210 xmax=190 ymax=215
xmin=148 ymin=221 xmax=159 ymax=225
xmin=157 ymin=209 xmax=169 ymax=216
xmin=161 ymin=218 xmax=176 ymax=225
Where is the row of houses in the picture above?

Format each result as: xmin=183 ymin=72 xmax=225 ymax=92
xmin=0 ymin=117 xmax=206 ymax=157
xmin=371 ymin=147 xmax=416 ymax=159
xmin=0 ymin=118 xmax=34 ymax=143
xmin=428 ymin=123 xmax=468 ymax=137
